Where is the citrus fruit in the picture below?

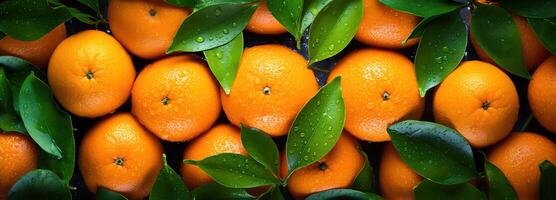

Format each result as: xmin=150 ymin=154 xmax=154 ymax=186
xmin=246 ymin=0 xmax=287 ymax=35
xmin=48 ymin=30 xmax=136 ymax=118
xmin=379 ymin=143 xmax=422 ymax=200
xmin=355 ymin=0 xmax=420 ymax=49
xmin=108 ymin=0 xmax=190 ymax=59
xmin=221 ymin=44 xmax=319 ymax=137
xmin=131 ymin=55 xmax=220 ymax=142
xmin=0 ymin=23 xmax=66 ymax=67
xmin=487 ymin=132 xmax=556 ymax=200
xmin=528 ymin=56 xmax=556 ymax=134
xmin=327 ymin=49 xmax=424 ymax=142
xmin=0 ymin=132 xmax=38 ymax=199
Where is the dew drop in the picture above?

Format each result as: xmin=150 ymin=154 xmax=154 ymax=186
xmin=195 ymin=36 xmax=205 ymax=43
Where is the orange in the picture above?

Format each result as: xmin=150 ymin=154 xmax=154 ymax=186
xmin=528 ymin=56 xmax=556 ymax=134
xmin=48 ymin=30 xmax=135 ymax=118
xmin=488 ymin=132 xmax=556 ymax=200
xmin=246 ymin=0 xmax=287 ymax=35
xmin=328 ymin=49 xmax=424 ymax=142
xmin=379 ymin=143 xmax=422 ymax=200
xmin=280 ymin=133 xmax=364 ymax=200
xmin=78 ymin=113 xmax=163 ymax=200
xmin=221 ymin=44 xmax=319 ymax=137
xmin=0 ymin=132 xmax=38 ymax=199
xmin=131 ymin=55 xmax=220 ymax=142
xmin=355 ymin=0 xmax=420 ymax=49
xmin=433 ymin=61 xmax=519 ymax=148
xmin=0 ymin=24 xmax=66 ymax=67
xmin=181 ymin=124 xmax=248 ymax=189
xmin=108 ymin=0 xmax=190 ymax=59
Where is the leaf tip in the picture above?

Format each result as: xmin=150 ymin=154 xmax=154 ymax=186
xmin=183 ymin=159 xmax=198 ymax=165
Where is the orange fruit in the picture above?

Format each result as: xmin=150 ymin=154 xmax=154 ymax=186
xmin=131 ymin=55 xmax=220 ymax=142
xmin=48 ymin=30 xmax=135 ymax=118
xmin=379 ymin=143 xmax=422 ymax=200
xmin=488 ymin=132 xmax=556 ymax=200
xmin=355 ymin=0 xmax=420 ymax=49
xmin=108 ymin=0 xmax=191 ymax=59
xmin=528 ymin=56 xmax=556 ymax=134
xmin=0 ymin=132 xmax=38 ymax=199
xmin=433 ymin=61 xmax=519 ymax=148
xmin=78 ymin=113 xmax=163 ymax=200
xmin=327 ymin=49 xmax=424 ymax=142
xmin=0 ymin=24 xmax=66 ymax=67
xmin=246 ymin=0 xmax=287 ymax=35
xmin=221 ymin=44 xmax=319 ymax=137
xmin=181 ymin=124 xmax=248 ymax=189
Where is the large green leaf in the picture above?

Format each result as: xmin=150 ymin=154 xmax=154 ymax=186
xmin=204 ymin=32 xmax=243 ymax=95
xmin=528 ymin=17 xmax=556 ymax=55
xmin=192 ymin=183 xmax=254 ymax=200
xmin=484 ymin=158 xmax=517 ymax=200
xmin=500 ymin=0 xmax=556 ymax=18
xmin=539 ymin=160 xmax=556 ymax=200
xmin=0 ymin=56 xmax=40 ymax=113
xmin=387 ymin=120 xmax=477 ymax=185
xmin=240 ymin=125 xmax=279 ymax=175
xmin=8 ymin=169 xmax=71 ymax=200
xmin=414 ymin=180 xmax=486 ymax=200
xmin=379 ymin=0 xmax=464 ymax=18
xmin=402 ymin=15 xmax=438 ymax=45
xmin=150 ymin=154 xmax=191 ymax=200
xmin=0 ymin=67 xmax=25 ymax=133
xmin=96 ymin=188 xmax=128 ymax=200
xmin=299 ymin=0 xmax=334 ymax=37
xmin=351 ymin=151 xmax=375 ymax=192
xmin=266 ymin=0 xmax=303 ymax=42
xmin=305 ymin=189 xmax=383 ymax=200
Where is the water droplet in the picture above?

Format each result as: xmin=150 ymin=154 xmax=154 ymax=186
xmin=223 ymin=29 xmax=229 ymax=34
xmin=216 ymin=52 xmax=223 ymax=59
xmin=442 ymin=46 xmax=450 ymax=53
xmin=232 ymin=22 xmax=237 ymax=27
xmin=300 ymin=132 xmax=305 ymax=137
xmin=434 ymin=56 xmax=443 ymax=64
xmin=328 ymin=44 xmax=335 ymax=51
xmin=195 ymin=36 xmax=205 ymax=43
xmin=215 ymin=7 xmax=222 ymax=16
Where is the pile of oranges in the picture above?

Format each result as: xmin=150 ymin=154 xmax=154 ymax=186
xmin=0 ymin=0 xmax=555 ymax=199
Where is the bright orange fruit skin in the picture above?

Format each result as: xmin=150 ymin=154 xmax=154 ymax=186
xmin=246 ymin=0 xmax=287 ymax=35
xmin=0 ymin=24 xmax=66 ymax=67
xmin=528 ymin=56 xmax=556 ymax=134
xmin=379 ymin=143 xmax=422 ymax=200
xmin=0 ymin=132 xmax=38 ymax=200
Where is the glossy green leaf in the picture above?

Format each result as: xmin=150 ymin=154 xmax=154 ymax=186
xmin=387 ymin=120 xmax=477 ymax=185
xmin=150 ymin=154 xmax=191 ymax=200
xmin=0 ymin=56 xmax=40 ymax=110
xmin=167 ymin=0 xmax=196 ymax=8
xmin=472 ymin=4 xmax=530 ymax=79
xmin=240 ymin=125 xmax=279 ymax=175
xmin=8 ymin=169 xmax=71 ymax=200
xmin=77 ymin=0 xmax=100 ymax=13
xmin=285 ymin=77 xmax=345 ymax=178
xmin=195 ymin=0 xmax=258 ymax=9
xmin=308 ymin=0 xmax=363 ymax=64
xmin=19 ymin=74 xmax=75 ymax=184
xmin=299 ymin=0 xmax=334 ymax=37
xmin=168 ymin=3 xmax=257 ymax=53
xmin=528 ymin=17 xmax=556 ymax=55
xmin=267 ymin=0 xmax=303 ymax=41
xmin=379 ymin=0 xmax=464 ymax=18
xmin=351 ymin=151 xmax=375 ymax=192
xmin=415 ymin=11 xmax=467 ymax=96
xmin=204 ymin=32 xmax=243 ymax=95
xmin=306 ymin=189 xmax=384 ymax=200
xmin=0 ymin=68 xmax=25 ymax=133
xmin=403 ymin=16 xmax=437 ymax=46
xmin=539 ymin=160 xmax=556 ymax=200
xmin=257 ymin=186 xmax=285 ymax=200
xmin=484 ymin=157 xmax=517 ymax=200
xmin=192 ymin=183 xmax=254 ymax=200
xmin=500 ymin=0 xmax=556 ymax=18
xmin=414 ymin=180 xmax=486 ymax=200
xmin=96 ymin=188 xmax=128 ymax=200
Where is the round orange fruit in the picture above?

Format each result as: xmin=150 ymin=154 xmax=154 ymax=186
xmin=379 ymin=143 xmax=422 ymax=200
xmin=528 ymin=56 xmax=556 ymax=134
xmin=0 ymin=132 xmax=38 ymax=199
xmin=246 ymin=0 xmax=287 ymax=35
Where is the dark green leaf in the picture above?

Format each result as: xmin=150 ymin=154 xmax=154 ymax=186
xmin=402 ymin=15 xmax=438 ymax=46
xmin=308 ymin=0 xmax=363 ymax=64
xmin=0 ymin=67 xmax=25 ymax=133
xmin=387 ymin=120 xmax=477 ymax=185
xmin=204 ymin=32 xmax=243 ymax=95
xmin=500 ymin=0 xmax=556 ymax=18
xmin=415 ymin=11 xmax=467 ymax=96
xmin=150 ymin=154 xmax=191 ymax=200
xmin=0 ymin=32 xmax=5 ymax=40
xmin=471 ymin=4 xmax=529 ymax=79
xmin=285 ymin=77 xmax=345 ymax=178
xmin=299 ymin=0 xmax=334 ymax=37
xmin=379 ymin=0 xmax=464 ymax=17
xmin=66 ymin=7 xmax=97 ymax=25
xmin=168 ymin=3 xmax=256 ymax=53
xmin=539 ymin=160 xmax=556 ymax=200
xmin=257 ymin=186 xmax=285 ymax=200
xmin=0 ymin=56 xmax=40 ymax=113
xmin=351 ymin=151 xmax=375 ymax=192
xmin=195 ymin=0 xmax=258 ymax=9
xmin=77 ymin=0 xmax=100 ymax=13
xmin=306 ymin=189 xmax=384 ymax=200
xmin=167 ymin=0 xmax=196 ymax=8
xmin=528 ymin=18 xmax=556 ymax=55
xmin=96 ymin=187 xmax=128 ymax=200
xmin=414 ymin=180 xmax=486 ymax=200
xmin=240 ymin=125 xmax=279 ymax=175
xmin=267 ymin=0 xmax=303 ymax=42
xmin=192 ymin=183 xmax=254 ymax=200
xmin=484 ymin=157 xmax=517 ymax=200
xmin=8 ymin=169 xmax=71 ymax=200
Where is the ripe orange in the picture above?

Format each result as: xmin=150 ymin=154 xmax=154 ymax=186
xmin=181 ymin=124 xmax=248 ymax=189
xmin=488 ymin=132 xmax=556 ymax=200
xmin=78 ymin=113 xmax=163 ymax=200
xmin=528 ymin=56 xmax=556 ymax=134
xmin=379 ymin=143 xmax=422 ymax=200
xmin=221 ymin=44 xmax=319 ymax=137
xmin=0 ymin=132 xmax=38 ymax=199
xmin=327 ymin=49 xmax=424 ymax=142
xmin=355 ymin=0 xmax=420 ymax=49
xmin=131 ymin=55 xmax=220 ymax=142
xmin=108 ymin=0 xmax=191 ymax=59
xmin=48 ymin=30 xmax=136 ymax=118
xmin=434 ymin=61 xmax=519 ymax=148
xmin=281 ymin=133 xmax=364 ymax=200
xmin=0 ymin=24 xmax=66 ymax=67
xmin=246 ymin=0 xmax=287 ymax=35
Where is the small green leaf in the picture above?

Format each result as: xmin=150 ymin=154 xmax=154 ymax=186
xmin=415 ymin=11 xmax=467 ymax=96
xmin=257 ymin=186 xmax=285 ymax=200
xmin=402 ymin=16 xmax=438 ymax=45
xmin=351 ymin=151 xmax=375 ymax=192
xmin=286 ymin=77 xmax=345 ymax=178
xmin=539 ymin=160 xmax=556 ymax=200
xmin=414 ymin=180 xmax=486 ymax=200
xmin=387 ymin=120 xmax=477 ymax=185
xmin=168 ymin=3 xmax=257 ymax=53
xmin=192 ymin=183 xmax=254 ymax=200
xmin=500 ymin=0 xmax=556 ymax=18
xmin=167 ymin=0 xmax=196 ymax=8
xmin=472 ymin=4 xmax=530 ymax=79
xmin=8 ymin=169 xmax=71 ymax=200
xmin=484 ymin=157 xmax=518 ymax=200
xmin=379 ymin=0 xmax=464 ymax=18
xmin=299 ymin=0 xmax=334 ymax=37
xmin=308 ymin=0 xmax=363 ymax=65
xmin=0 ymin=56 xmax=40 ymax=113
xmin=150 ymin=154 xmax=191 ymax=200
xmin=77 ymin=0 xmax=100 ymax=13
xmin=0 ymin=67 xmax=25 ymax=133
xmin=96 ymin=188 xmax=128 ymax=200
xmin=204 ymin=32 xmax=242 ymax=95
xmin=267 ymin=0 xmax=303 ymax=42
xmin=240 ymin=125 xmax=279 ymax=175
xmin=305 ymin=189 xmax=384 ymax=200
xmin=528 ymin=17 xmax=556 ymax=55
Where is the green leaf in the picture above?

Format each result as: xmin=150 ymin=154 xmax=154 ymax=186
xmin=387 ymin=120 xmax=477 ymax=185
xmin=471 ymin=4 xmax=530 ymax=79
xmin=0 ymin=56 xmax=40 ymax=114
xmin=539 ymin=160 xmax=556 ymax=200
xmin=305 ymin=189 xmax=384 ymax=200
xmin=195 ymin=0 xmax=258 ymax=9
xmin=308 ymin=0 xmax=363 ymax=65
xmin=351 ymin=151 xmax=375 ymax=192
xmin=168 ymin=3 xmax=257 ymax=53
xmin=379 ymin=0 xmax=464 ymax=18
xmin=415 ymin=11 xmax=467 ymax=96
xmin=0 ymin=0 xmax=72 ymax=41
xmin=0 ymin=32 xmax=5 ymax=40
xmin=484 ymin=157 xmax=518 ymax=200
xmin=77 ymin=0 xmax=100 ymax=13
xmin=0 ymin=67 xmax=25 ymax=133
xmin=8 ymin=169 xmax=71 ymax=200
xmin=192 ymin=183 xmax=254 ymax=200
xmin=240 ymin=125 xmax=279 ymax=175
xmin=299 ymin=0 xmax=334 ymax=37
xmin=150 ymin=154 xmax=191 ymax=200
xmin=185 ymin=153 xmax=280 ymax=188
xmin=402 ymin=16 xmax=438 ymax=45
xmin=500 ymin=0 xmax=556 ymax=18
xmin=204 ymin=32 xmax=242 ymax=95
xmin=166 ymin=0 xmax=196 ymax=8
xmin=528 ymin=18 xmax=556 ymax=55
xmin=285 ymin=77 xmax=345 ymax=178
xmin=18 ymin=74 xmax=75 ymax=184
xmin=414 ymin=180 xmax=486 ymax=200
xmin=267 ymin=0 xmax=303 ymax=42
xmin=257 ymin=186 xmax=285 ymax=200
xmin=96 ymin=188 xmax=128 ymax=200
